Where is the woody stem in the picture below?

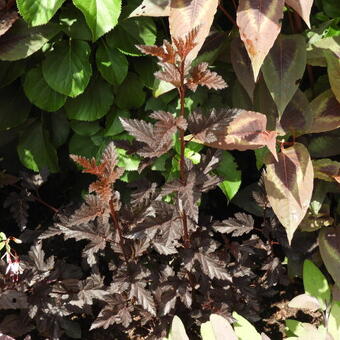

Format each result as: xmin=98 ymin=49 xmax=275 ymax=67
xmin=178 ymin=59 xmax=190 ymax=248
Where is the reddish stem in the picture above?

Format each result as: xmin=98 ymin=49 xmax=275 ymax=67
xmin=178 ymin=60 xmax=190 ymax=248
xmin=218 ymin=1 xmax=237 ymax=26
xmin=109 ymin=199 xmax=129 ymax=264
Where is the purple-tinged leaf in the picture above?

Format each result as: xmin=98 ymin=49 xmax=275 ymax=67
xmin=231 ymin=36 xmax=255 ymax=101
xmin=90 ymin=306 xmax=118 ymax=330
xmin=262 ymin=34 xmax=306 ymax=117
xmin=129 ymin=282 xmax=156 ymax=316
xmin=0 ymin=290 xmax=28 ymax=310
xmin=264 ymin=143 xmax=314 ymax=244
xmin=308 ymin=90 xmax=340 ymax=133
xmin=213 ymin=213 xmax=254 ymax=237
xmin=28 ymin=240 xmax=55 ymax=272
xmin=0 ymin=10 xmax=18 ymax=37
xmin=313 ymin=159 xmax=340 ymax=183
xmin=237 ymin=0 xmax=284 ymax=80
xmin=285 ymin=0 xmax=313 ymax=28
xmin=324 ymin=50 xmax=340 ymax=104
xmin=195 ymin=252 xmax=232 ymax=281
xmin=319 ymin=226 xmax=340 ymax=289
xmin=169 ymin=0 xmax=219 ymax=61
xmin=280 ymin=89 xmax=313 ymax=135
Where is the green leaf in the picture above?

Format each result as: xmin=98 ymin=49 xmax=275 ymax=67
xmin=0 ymin=19 xmax=60 ymax=61
xmin=103 ymin=108 xmax=129 ymax=136
xmin=308 ymin=135 xmax=340 ymax=158
xmin=323 ymin=0 xmax=340 ymax=18
xmin=59 ymin=6 xmax=92 ymax=40
xmin=232 ymin=312 xmax=262 ymax=340
xmin=42 ymin=40 xmax=92 ymax=98
xmin=50 ymin=110 xmax=70 ymax=147
xmin=17 ymin=120 xmax=59 ymax=172
xmin=255 ymin=148 xmax=268 ymax=170
xmin=262 ymin=34 xmax=307 ymax=117
xmin=116 ymin=72 xmax=145 ymax=109
xmin=72 ymin=0 xmax=122 ymax=41
xmin=106 ymin=17 xmax=156 ymax=56
xmin=216 ymin=151 xmax=241 ymax=201
xmin=23 ymin=66 xmax=67 ymax=111
xmin=0 ymin=83 xmax=31 ymax=130
xmin=70 ymin=121 xmax=101 ymax=136
xmin=96 ymin=41 xmax=128 ymax=86
xmin=303 ymin=259 xmax=331 ymax=310
xmin=68 ymin=133 xmax=99 ymax=159
xmin=328 ymin=301 xmax=340 ymax=340
xmin=117 ymin=148 xmax=140 ymax=171
xmin=134 ymin=58 xmax=158 ymax=89
xmin=200 ymin=314 xmax=238 ymax=340
xmin=65 ymin=76 xmax=113 ymax=121
xmin=17 ymin=0 xmax=66 ymax=26
xmin=0 ymin=60 xmax=25 ymax=88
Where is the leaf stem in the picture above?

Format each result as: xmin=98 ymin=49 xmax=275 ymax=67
xmin=109 ymin=198 xmax=129 ymax=264
xmin=178 ymin=59 xmax=190 ymax=248
xmin=218 ymin=1 xmax=237 ymax=26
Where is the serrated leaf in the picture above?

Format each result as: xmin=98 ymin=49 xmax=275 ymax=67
xmin=96 ymin=41 xmax=128 ymax=86
xmin=72 ymin=0 xmax=122 ymax=41
xmin=232 ymin=312 xmax=262 ymax=340
xmin=308 ymin=90 xmax=340 ymax=133
xmin=169 ymin=0 xmax=219 ymax=61
xmin=129 ymin=0 xmax=170 ymax=17
xmin=319 ymin=226 xmax=340 ymax=290
xmin=195 ymin=252 xmax=232 ymax=281
xmin=77 ymin=274 xmax=108 ymax=306
xmin=303 ymin=259 xmax=331 ymax=311
xmin=263 ymin=143 xmax=314 ymax=244
xmin=231 ymin=36 xmax=255 ymax=101
xmin=285 ymin=0 xmax=313 ymax=28
xmin=23 ymin=66 xmax=66 ymax=112
xmin=262 ymin=34 xmax=306 ymax=116
xmin=236 ymin=0 xmax=284 ymax=80
xmin=288 ymin=293 xmax=322 ymax=312
xmin=90 ymin=305 xmax=118 ymax=330
xmin=129 ymin=282 xmax=156 ymax=316
xmin=65 ymin=76 xmax=113 ymax=121
xmin=42 ymin=40 xmax=92 ymax=98
xmin=17 ymin=120 xmax=59 ymax=173
xmin=0 ymin=19 xmax=60 ymax=61
xmin=107 ymin=17 xmax=156 ymax=56
xmin=213 ymin=213 xmax=254 ymax=237
xmin=17 ymin=0 xmax=66 ymax=26
xmin=0 ymin=83 xmax=31 ymax=130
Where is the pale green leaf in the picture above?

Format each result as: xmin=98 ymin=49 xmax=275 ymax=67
xmin=328 ymin=301 xmax=340 ymax=340
xmin=232 ymin=311 xmax=262 ymax=340
xmin=72 ymin=0 xmax=122 ymax=41
xmin=17 ymin=0 xmax=66 ymax=26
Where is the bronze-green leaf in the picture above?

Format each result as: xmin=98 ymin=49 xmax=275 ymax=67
xmin=285 ymin=0 xmax=313 ymax=28
xmin=236 ymin=0 xmax=284 ymax=81
xmin=308 ymin=90 xmax=340 ymax=133
xmin=264 ymin=143 xmax=314 ymax=244
xmin=262 ymin=34 xmax=306 ymax=117
xmin=313 ymin=159 xmax=340 ymax=183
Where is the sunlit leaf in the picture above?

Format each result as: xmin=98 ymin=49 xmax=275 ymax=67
xmin=237 ymin=0 xmax=284 ymax=80
xmin=167 ymin=316 xmax=189 ymax=340
xmin=324 ymin=50 xmax=340 ymax=104
xmin=72 ymin=0 xmax=122 ymax=41
xmin=233 ymin=312 xmax=262 ymax=340
xmin=129 ymin=0 xmax=170 ymax=17
xmin=263 ymin=143 xmax=314 ymax=244
xmin=262 ymin=34 xmax=306 ymax=117
xmin=285 ymin=0 xmax=313 ymax=28
xmin=169 ymin=0 xmax=219 ymax=61
xmin=288 ymin=293 xmax=322 ymax=312
xmin=17 ymin=0 xmax=66 ymax=26
xmin=303 ymin=259 xmax=331 ymax=311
